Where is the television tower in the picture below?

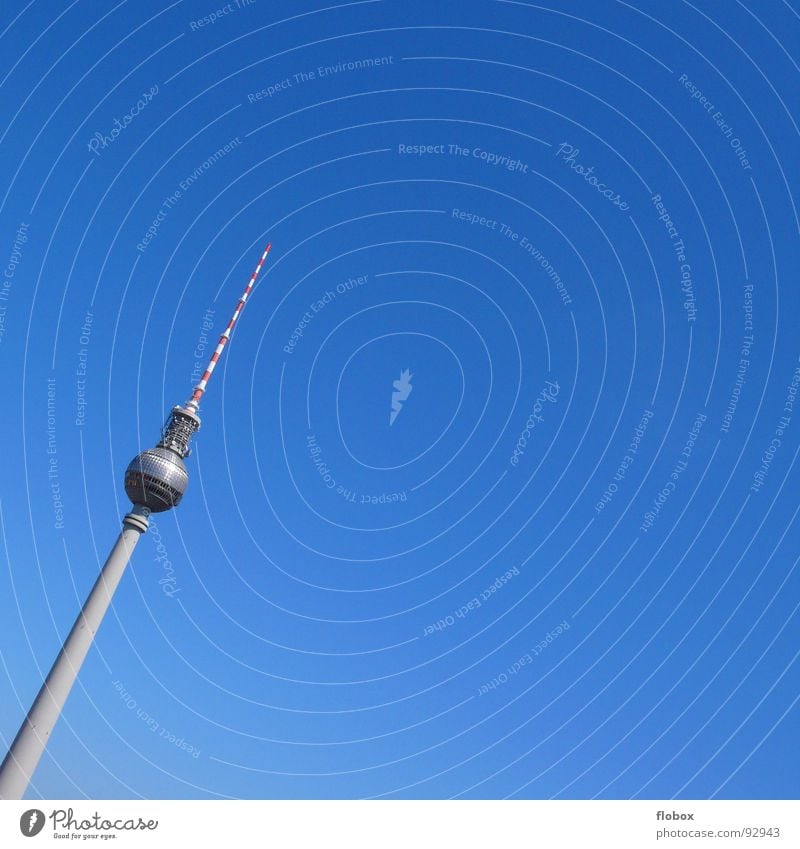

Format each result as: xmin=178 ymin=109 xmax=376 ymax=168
xmin=0 ymin=243 xmax=272 ymax=799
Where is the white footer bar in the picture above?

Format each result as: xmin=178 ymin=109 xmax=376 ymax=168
xmin=1 ymin=800 xmax=796 ymax=848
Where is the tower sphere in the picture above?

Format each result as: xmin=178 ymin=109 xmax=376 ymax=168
xmin=124 ymin=447 xmax=189 ymax=512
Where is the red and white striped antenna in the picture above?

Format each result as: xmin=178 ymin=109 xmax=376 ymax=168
xmin=184 ymin=242 xmax=271 ymax=414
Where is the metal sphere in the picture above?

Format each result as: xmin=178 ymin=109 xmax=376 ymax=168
xmin=124 ymin=447 xmax=189 ymax=512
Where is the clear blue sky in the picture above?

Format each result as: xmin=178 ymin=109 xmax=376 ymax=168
xmin=0 ymin=0 xmax=798 ymax=799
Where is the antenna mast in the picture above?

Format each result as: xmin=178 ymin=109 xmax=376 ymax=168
xmin=187 ymin=241 xmax=271 ymax=413
xmin=153 ymin=242 xmax=272 ymax=467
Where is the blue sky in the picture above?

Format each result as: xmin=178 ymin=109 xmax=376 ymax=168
xmin=0 ymin=0 xmax=798 ymax=799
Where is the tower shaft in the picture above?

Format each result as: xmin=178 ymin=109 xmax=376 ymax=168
xmin=0 ymin=507 xmax=149 ymax=799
